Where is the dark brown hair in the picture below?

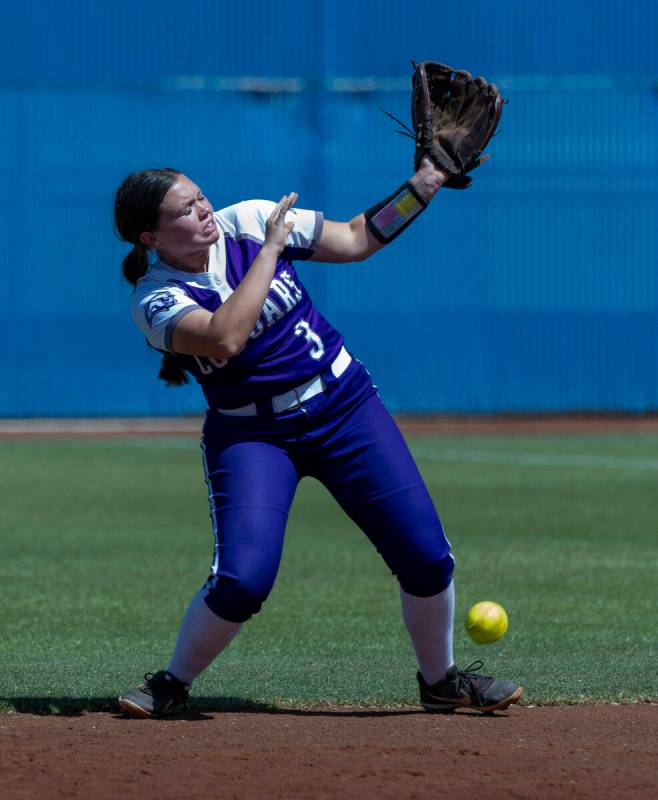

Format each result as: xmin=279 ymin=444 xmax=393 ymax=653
xmin=114 ymin=168 xmax=188 ymax=387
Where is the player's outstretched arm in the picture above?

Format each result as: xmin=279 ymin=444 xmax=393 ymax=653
xmin=310 ymin=158 xmax=448 ymax=264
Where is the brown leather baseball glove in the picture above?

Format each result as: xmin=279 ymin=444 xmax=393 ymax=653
xmin=412 ymin=61 xmax=504 ymax=189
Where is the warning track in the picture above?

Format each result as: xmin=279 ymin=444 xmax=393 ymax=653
xmin=2 ymin=414 xmax=658 ymax=439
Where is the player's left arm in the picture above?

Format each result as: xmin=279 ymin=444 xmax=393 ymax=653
xmin=310 ymin=158 xmax=448 ymax=263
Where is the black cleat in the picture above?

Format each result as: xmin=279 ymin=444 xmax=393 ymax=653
xmin=118 ymin=670 xmax=189 ymax=718
xmin=418 ymin=660 xmax=523 ymax=714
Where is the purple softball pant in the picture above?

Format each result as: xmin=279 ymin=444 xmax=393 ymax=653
xmin=200 ymin=360 xmax=454 ymax=622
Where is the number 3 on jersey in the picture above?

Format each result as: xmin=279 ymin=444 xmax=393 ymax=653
xmin=294 ymin=319 xmax=324 ymax=360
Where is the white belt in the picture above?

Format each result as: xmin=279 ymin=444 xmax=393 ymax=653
xmin=218 ymin=346 xmax=352 ymax=417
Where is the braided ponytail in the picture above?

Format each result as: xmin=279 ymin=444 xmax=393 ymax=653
xmin=114 ymin=168 xmax=189 ymax=387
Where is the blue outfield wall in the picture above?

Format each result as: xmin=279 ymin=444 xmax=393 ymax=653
xmin=2 ymin=1 xmax=658 ymax=415
xmin=2 ymin=1 xmax=658 ymax=81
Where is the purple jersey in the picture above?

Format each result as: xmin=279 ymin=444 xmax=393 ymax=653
xmin=131 ymin=200 xmax=345 ymax=408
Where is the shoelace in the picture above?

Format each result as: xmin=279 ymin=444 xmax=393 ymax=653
xmin=143 ymin=672 xmax=188 ymax=708
xmin=453 ymin=660 xmax=492 ymax=705
xmin=143 ymin=671 xmax=184 ymax=691
xmin=142 ymin=672 xmax=164 ymax=695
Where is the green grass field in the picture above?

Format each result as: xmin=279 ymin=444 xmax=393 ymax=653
xmin=1 ymin=430 xmax=656 ymax=713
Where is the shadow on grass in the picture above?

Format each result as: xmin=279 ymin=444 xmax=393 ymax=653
xmin=0 ymin=696 xmax=273 ymax=717
xmin=0 ymin=696 xmax=434 ymax=718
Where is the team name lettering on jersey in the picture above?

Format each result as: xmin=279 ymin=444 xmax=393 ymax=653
xmin=194 ymin=355 xmax=229 ymax=374
xmin=250 ymin=270 xmax=304 ymax=340
xmin=279 ymin=270 xmax=303 ymax=301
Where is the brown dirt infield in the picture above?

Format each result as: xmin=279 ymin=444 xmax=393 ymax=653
xmin=1 ymin=705 xmax=656 ymax=799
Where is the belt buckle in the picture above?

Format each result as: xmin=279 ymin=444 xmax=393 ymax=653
xmin=288 ymin=388 xmax=303 ymax=411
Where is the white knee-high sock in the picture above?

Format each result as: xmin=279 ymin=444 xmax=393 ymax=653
xmin=166 ymin=587 xmax=242 ymax=686
xmin=400 ymin=580 xmax=455 ymax=686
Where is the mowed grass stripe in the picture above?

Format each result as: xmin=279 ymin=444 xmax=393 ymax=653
xmin=99 ymin=434 xmax=658 ymax=470
xmin=412 ymin=446 xmax=658 ymax=471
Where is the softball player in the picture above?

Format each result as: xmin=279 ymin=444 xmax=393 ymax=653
xmin=114 ymin=161 xmax=522 ymax=717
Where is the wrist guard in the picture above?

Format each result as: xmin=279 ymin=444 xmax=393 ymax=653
xmin=364 ymin=182 xmax=427 ymax=244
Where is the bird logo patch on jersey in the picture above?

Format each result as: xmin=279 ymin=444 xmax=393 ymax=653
xmin=145 ymin=291 xmax=177 ymax=326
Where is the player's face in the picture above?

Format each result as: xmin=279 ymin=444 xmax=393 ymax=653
xmin=153 ymin=175 xmax=220 ymax=257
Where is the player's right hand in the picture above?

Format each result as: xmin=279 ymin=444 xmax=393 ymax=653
xmin=264 ymin=192 xmax=297 ymax=253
